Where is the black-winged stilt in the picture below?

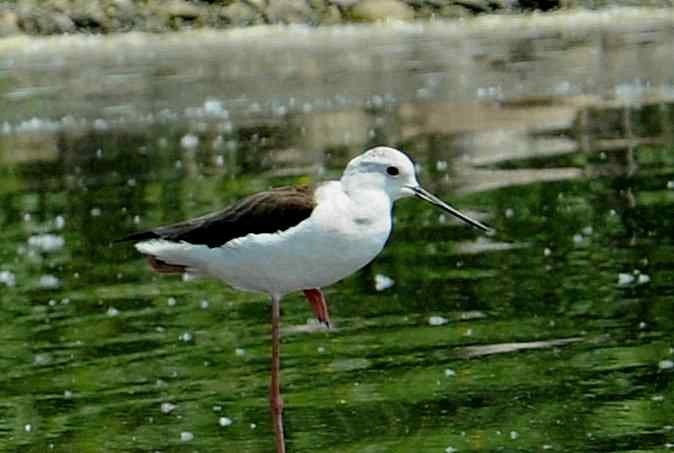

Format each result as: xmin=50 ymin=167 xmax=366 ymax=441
xmin=123 ymin=146 xmax=490 ymax=453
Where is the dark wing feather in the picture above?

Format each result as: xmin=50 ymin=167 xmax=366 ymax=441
xmin=122 ymin=185 xmax=316 ymax=248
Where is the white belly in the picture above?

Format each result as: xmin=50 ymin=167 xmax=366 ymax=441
xmin=217 ymin=224 xmax=387 ymax=294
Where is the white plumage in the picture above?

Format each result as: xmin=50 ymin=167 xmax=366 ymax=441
xmin=135 ymin=172 xmax=394 ymax=295
xmin=134 ymin=146 xmax=489 ymax=298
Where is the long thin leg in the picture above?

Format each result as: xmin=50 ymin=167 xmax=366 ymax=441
xmin=270 ymin=293 xmax=286 ymax=453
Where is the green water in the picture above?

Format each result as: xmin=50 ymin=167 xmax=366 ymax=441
xmin=0 ymin=100 xmax=673 ymax=453
xmin=1 ymin=13 xmax=674 ymax=452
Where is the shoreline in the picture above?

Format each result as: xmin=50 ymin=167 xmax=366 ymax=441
xmin=0 ymin=0 xmax=671 ymax=37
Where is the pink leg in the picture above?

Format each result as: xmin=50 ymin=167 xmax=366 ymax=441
xmin=303 ymin=288 xmax=331 ymax=327
xmin=270 ymin=294 xmax=286 ymax=453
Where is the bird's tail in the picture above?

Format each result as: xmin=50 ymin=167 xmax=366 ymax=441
xmin=135 ymin=240 xmax=203 ymax=275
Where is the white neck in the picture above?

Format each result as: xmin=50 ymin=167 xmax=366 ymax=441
xmin=340 ymin=180 xmax=393 ymax=221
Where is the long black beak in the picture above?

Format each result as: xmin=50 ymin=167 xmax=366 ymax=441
xmin=409 ymin=186 xmax=492 ymax=233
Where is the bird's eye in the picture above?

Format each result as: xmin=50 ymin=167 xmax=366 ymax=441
xmin=386 ymin=166 xmax=399 ymax=176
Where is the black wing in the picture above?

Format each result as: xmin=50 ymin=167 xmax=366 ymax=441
xmin=122 ymin=185 xmax=316 ymax=248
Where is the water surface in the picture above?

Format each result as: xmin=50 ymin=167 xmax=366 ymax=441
xmin=1 ymin=10 xmax=674 ymax=453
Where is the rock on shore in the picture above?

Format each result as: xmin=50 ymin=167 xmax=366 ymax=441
xmin=0 ymin=0 xmax=671 ymax=36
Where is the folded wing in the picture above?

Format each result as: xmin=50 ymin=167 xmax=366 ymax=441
xmin=122 ymin=185 xmax=316 ymax=248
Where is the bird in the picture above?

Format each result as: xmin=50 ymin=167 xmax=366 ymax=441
xmin=121 ymin=146 xmax=490 ymax=453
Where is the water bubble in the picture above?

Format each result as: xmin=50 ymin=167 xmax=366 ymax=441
xmin=200 ymin=299 xmax=209 ymax=309
xmin=0 ymin=270 xmax=16 ymax=287
xmin=106 ymin=307 xmax=120 ymax=317
xmin=219 ymin=417 xmax=233 ymax=427
xmin=235 ymin=348 xmax=246 ymax=357
xmin=180 ymin=432 xmax=193 ymax=442
xmin=179 ymin=332 xmax=193 ymax=342
xmin=33 ymin=353 xmax=50 ymax=365
xmin=39 ymin=275 xmax=60 ymax=289
xmin=510 ymin=431 xmax=519 ymax=440
xmin=374 ymin=274 xmax=394 ymax=291
xmin=28 ymin=234 xmax=65 ymax=252
xmin=24 ymin=424 xmax=32 ymax=432
xmin=161 ymin=402 xmax=176 ymax=414
xmin=180 ymin=134 xmax=199 ymax=150
xmin=90 ymin=207 xmax=102 ymax=217
xmin=204 ymin=99 xmax=227 ymax=117
xmin=444 ymin=368 xmax=456 ymax=377
xmin=167 ymin=297 xmax=177 ymax=307
xmin=659 ymin=360 xmax=674 ymax=370
xmin=428 ymin=316 xmax=449 ymax=326
xmin=618 ymin=273 xmax=635 ymax=286
xmin=54 ymin=215 xmax=65 ymax=229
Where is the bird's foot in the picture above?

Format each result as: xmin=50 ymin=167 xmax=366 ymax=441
xmin=303 ymin=288 xmax=332 ymax=328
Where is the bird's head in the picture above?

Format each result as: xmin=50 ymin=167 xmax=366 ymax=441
xmin=342 ymin=146 xmax=491 ymax=232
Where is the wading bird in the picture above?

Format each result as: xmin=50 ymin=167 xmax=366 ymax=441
xmin=123 ymin=146 xmax=490 ymax=453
